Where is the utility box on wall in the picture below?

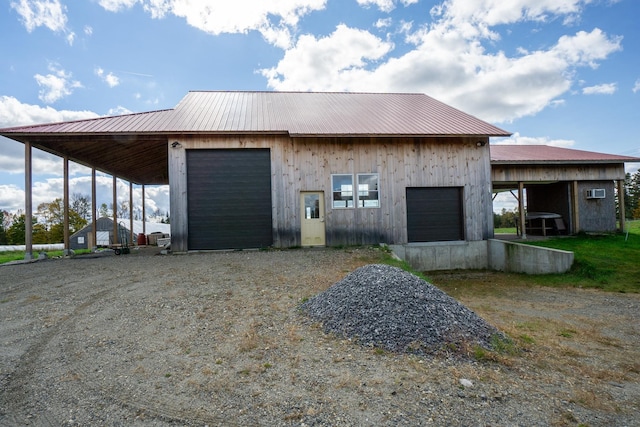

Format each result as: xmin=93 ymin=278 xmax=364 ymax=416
xmin=586 ymin=188 xmax=606 ymax=199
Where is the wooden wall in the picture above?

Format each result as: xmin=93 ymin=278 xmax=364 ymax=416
xmin=491 ymin=163 xmax=626 ymax=182
xmin=169 ymin=135 xmax=493 ymax=251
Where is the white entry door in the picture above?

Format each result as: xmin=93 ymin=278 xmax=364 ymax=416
xmin=300 ymin=192 xmax=326 ymax=246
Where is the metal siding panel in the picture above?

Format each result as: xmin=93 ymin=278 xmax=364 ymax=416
xmin=187 ymin=149 xmax=272 ymax=250
xmin=406 ymin=187 xmax=464 ymax=242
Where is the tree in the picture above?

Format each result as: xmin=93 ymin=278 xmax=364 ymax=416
xmin=117 ymin=200 xmax=129 ymax=219
xmin=35 ymin=198 xmax=88 ymax=242
xmin=99 ymin=203 xmax=109 ymax=218
xmin=628 ymin=170 xmax=640 ymax=219
xmin=493 ymin=208 xmax=518 ymax=229
xmin=71 ymin=193 xmax=91 ymax=221
xmin=7 ymin=213 xmax=25 ymax=245
xmin=0 ymin=210 xmax=8 ymax=244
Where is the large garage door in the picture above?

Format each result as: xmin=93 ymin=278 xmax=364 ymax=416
xmin=187 ymin=149 xmax=272 ymax=250
xmin=406 ymin=187 xmax=464 ymax=242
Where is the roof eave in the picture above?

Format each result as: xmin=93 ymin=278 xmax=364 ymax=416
xmin=491 ymin=160 xmax=640 ymax=165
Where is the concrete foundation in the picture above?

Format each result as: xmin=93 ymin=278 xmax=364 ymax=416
xmin=389 ymin=239 xmax=573 ymax=274
xmin=487 ymin=239 xmax=573 ymax=274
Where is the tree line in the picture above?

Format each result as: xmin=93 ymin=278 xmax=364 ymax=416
xmin=0 ymin=193 xmax=169 ymax=245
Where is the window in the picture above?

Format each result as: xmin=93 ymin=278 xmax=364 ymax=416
xmin=332 ymin=174 xmax=353 ymax=208
xmin=357 ymin=174 xmax=379 ymax=208
xmin=332 ymin=173 xmax=380 ymax=209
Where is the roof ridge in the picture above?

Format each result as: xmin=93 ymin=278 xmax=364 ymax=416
xmin=186 ymin=90 xmax=426 ymax=96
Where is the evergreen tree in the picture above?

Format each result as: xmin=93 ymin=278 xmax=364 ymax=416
xmin=629 ymin=170 xmax=640 ymax=219
xmin=0 ymin=210 xmax=8 ymax=244
xmin=7 ymin=214 xmax=26 ymax=245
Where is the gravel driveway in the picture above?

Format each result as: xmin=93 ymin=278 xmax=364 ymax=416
xmin=1 ymin=247 xmax=638 ymax=426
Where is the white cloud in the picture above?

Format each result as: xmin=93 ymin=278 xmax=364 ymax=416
xmin=262 ymin=24 xmax=394 ymax=91
xmin=582 ymin=82 xmax=617 ymax=95
xmin=10 ymin=0 xmax=74 ymax=44
xmin=0 ymin=95 xmax=98 ymax=127
xmin=95 ymin=67 xmax=120 ymax=87
xmin=98 ymin=0 xmax=327 ymax=48
xmin=263 ymin=2 xmax=621 ymax=124
xmin=357 ymin=0 xmax=420 ymax=12
xmin=0 ymin=153 xmax=169 ymax=215
xmin=34 ymin=64 xmax=83 ymax=104
xmin=98 ymin=0 xmax=139 ymax=12
xmin=0 ymin=184 xmax=25 ymax=213
xmin=357 ymin=0 xmax=396 ymax=12
xmin=493 ymin=131 xmax=575 ymax=148
xmin=107 ymin=106 xmax=134 ymax=116
xmin=0 ymin=136 xmax=85 ymax=179
xmin=633 ymin=79 xmax=640 ymax=94
xmin=375 ymin=18 xmax=393 ymax=28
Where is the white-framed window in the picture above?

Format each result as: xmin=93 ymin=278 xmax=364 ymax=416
xmin=357 ymin=173 xmax=380 ymax=208
xmin=331 ymin=174 xmax=354 ymax=208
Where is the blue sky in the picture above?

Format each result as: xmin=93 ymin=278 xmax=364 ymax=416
xmin=1 ymin=0 xmax=639 ymax=216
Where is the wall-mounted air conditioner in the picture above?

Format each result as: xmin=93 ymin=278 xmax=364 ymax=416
xmin=586 ymin=188 xmax=606 ymax=199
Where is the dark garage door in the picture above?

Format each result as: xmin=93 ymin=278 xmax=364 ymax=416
xmin=406 ymin=187 xmax=464 ymax=242
xmin=187 ymin=149 xmax=272 ymax=250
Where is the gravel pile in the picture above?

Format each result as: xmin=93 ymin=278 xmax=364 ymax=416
xmin=301 ymin=264 xmax=502 ymax=355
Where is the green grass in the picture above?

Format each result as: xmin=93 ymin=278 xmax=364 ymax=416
xmin=0 ymin=249 xmax=92 ymax=264
xmin=519 ymin=220 xmax=640 ymax=293
xmin=494 ymin=227 xmax=517 ymax=234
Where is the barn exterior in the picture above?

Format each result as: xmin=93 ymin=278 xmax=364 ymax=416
xmin=165 ymin=92 xmax=510 ymax=253
xmin=0 ymin=91 xmax=511 ymax=261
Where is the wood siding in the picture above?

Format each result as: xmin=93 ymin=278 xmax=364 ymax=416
xmin=491 ymin=163 xmax=626 ymax=182
xmin=169 ymin=135 xmax=492 ymax=251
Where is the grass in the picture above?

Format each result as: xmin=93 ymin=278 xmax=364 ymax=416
xmin=518 ymin=220 xmax=640 ymax=293
xmin=494 ymin=227 xmax=517 ymax=234
xmin=0 ymin=249 xmax=92 ymax=264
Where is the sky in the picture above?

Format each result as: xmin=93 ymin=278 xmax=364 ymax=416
xmin=1 ymin=0 xmax=639 ymax=217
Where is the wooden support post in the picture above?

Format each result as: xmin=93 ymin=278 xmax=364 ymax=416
xmin=518 ymin=181 xmax=526 ymax=239
xmin=618 ymin=179 xmax=626 ymax=233
xmin=129 ymin=181 xmax=134 ymax=245
xmin=142 ymin=185 xmax=146 ymax=237
xmin=63 ymin=157 xmax=70 ymax=256
xmin=572 ymin=181 xmax=580 ymax=233
xmin=24 ymin=141 xmax=33 ymax=260
xmin=91 ymin=168 xmax=97 ymax=250
xmin=113 ymin=175 xmax=118 ymax=244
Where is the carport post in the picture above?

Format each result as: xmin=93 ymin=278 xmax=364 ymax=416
xmin=142 ymin=185 xmax=146 ymax=237
xmin=518 ymin=181 xmax=526 ymax=239
xmin=129 ymin=181 xmax=134 ymax=245
xmin=63 ymin=156 xmax=70 ymax=256
xmin=24 ymin=141 xmax=33 ymax=260
xmin=113 ymin=175 xmax=118 ymax=245
xmin=572 ymin=181 xmax=580 ymax=233
xmin=618 ymin=179 xmax=626 ymax=232
xmin=91 ymin=168 xmax=97 ymax=251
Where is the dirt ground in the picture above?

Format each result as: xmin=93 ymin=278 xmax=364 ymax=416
xmin=0 ymin=247 xmax=638 ymax=426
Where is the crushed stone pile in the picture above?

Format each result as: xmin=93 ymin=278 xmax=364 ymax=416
xmin=301 ymin=264 xmax=503 ymax=356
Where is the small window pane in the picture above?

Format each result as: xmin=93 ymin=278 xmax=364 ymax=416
xmin=357 ymin=174 xmax=379 ymax=208
xmin=332 ymin=174 xmax=353 ymax=208
xmin=304 ymin=194 xmax=320 ymax=219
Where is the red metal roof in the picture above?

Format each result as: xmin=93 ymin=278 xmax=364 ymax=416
xmin=490 ymin=144 xmax=640 ymax=164
xmin=0 ymin=91 xmax=510 ymax=137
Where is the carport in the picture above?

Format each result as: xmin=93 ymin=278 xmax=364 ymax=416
xmin=491 ymin=145 xmax=640 ymax=238
xmin=0 ymin=116 xmax=170 ymax=259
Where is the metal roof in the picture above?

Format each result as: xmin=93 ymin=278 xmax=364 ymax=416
xmin=0 ymin=91 xmax=512 ymax=185
xmin=0 ymin=91 xmax=511 ymax=137
xmin=490 ymin=144 xmax=640 ymax=164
